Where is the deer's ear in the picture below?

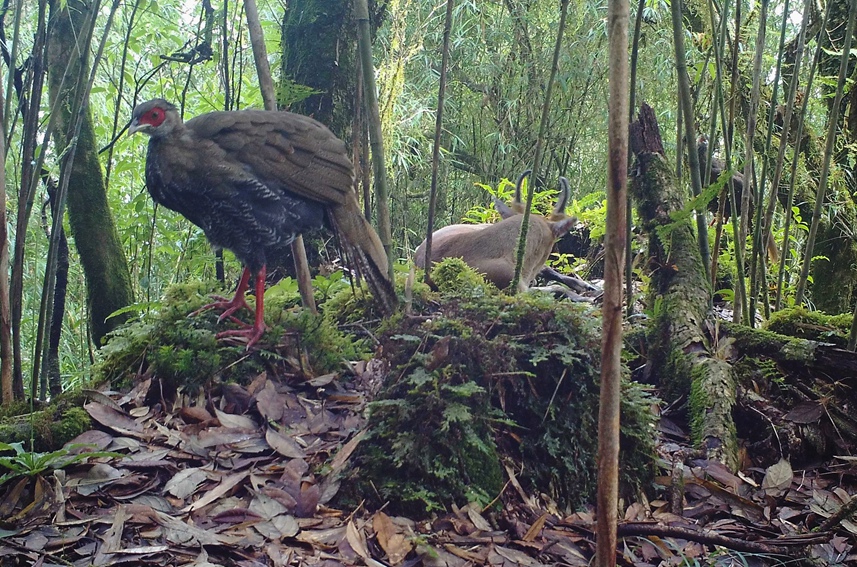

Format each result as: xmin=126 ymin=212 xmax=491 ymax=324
xmin=551 ymin=216 xmax=578 ymax=238
xmin=494 ymin=197 xmax=516 ymax=219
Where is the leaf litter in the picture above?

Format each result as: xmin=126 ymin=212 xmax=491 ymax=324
xmin=0 ymin=363 xmax=854 ymax=566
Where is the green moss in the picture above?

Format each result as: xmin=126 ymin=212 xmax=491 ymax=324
xmin=0 ymin=401 xmax=35 ymax=421
xmin=661 ymin=341 xmax=694 ymax=402
xmin=51 ymin=407 xmax=92 ymax=446
xmin=724 ymin=322 xmax=819 ymax=362
xmin=431 ymin=257 xmax=497 ymax=298
xmin=765 ymin=306 xmax=850 ymax=347
xmin=0 ymin=392 xmax=92 ymax=452
xmin=687 ymin=364 xmax=709 ymax=443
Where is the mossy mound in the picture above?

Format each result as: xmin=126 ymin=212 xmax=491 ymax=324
xmin=0 ymin=393 xmax=92 ymax=452
xmin=95 ymin=281 xmax=364 ymax=390
xmin=764 ymin=306 xmax=851 ymax=347
xmin=340 ymin=264 xmax=657 ymax=516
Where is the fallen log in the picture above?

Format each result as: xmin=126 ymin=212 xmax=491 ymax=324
xmin=629 ymin=103 xmax=738 ymax=468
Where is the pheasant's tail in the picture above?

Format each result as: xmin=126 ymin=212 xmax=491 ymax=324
xmin=329 ymin=195 xmax=398 ymax=316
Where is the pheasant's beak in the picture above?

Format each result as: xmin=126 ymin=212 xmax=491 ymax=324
xmin=128 ymin=120 xmax=147 ymax=135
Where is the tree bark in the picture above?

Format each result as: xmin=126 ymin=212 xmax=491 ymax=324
xmin=630 ymin=104 xmax=738 ymax=469
xmin=43 ymin=180 xmax=69 ymax=397
xmin=46 ymin=0 xmax=134 ymax=346
xmin=280 ymin=0 xmax=359 ymax=135
xmin=0 ymin=95 xmax=12 ymax=404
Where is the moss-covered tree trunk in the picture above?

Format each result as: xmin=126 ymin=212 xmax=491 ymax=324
xmin=811 ymin=196 xmax=857 ymax=315
xmin=46 ymin=0 xmax=133 ymax=346
xmin=629 ymin=104 xmax=739 ymax=469
xmin=280 ymin=0 xmax=358 ymax=133
xmin=783 ymin=130 xmax=857 ymax=315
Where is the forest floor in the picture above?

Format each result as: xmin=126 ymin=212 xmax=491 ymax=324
xmin=0 ymin=346 xmax=853 ymax=567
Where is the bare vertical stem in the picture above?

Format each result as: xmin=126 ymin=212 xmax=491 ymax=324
xmin=704 ymin=0 xmax=730 ymax=288
xmin=11 ymin=0 xmax=49 ymax=398
xmin=626 ymin=0 xmax=645 ymax=316
xmin=423 ymin=0 xmax=455 ymax=282
xmin=764 ymin=0 xmax=810 ymax=311
xmin=795 ymin=0 xmax=857 ymax=304
xmin=36 ymin=0 xmax=121 ymax=397
xmin=511 ymin=0 xmax=569 ymax=291
xmin=596 ymin=0 xmax=628 ymax=563
xmin=777 ymin=0 xmax=830 ymax=309
xmin=741 ymin=0 xmax=769 ymax=325
xmin=0 ymin=92 xmax=10 ymax=403
xmin=2 ymin=0 xmax=21 ymax=136
xmin=355 ymin=0 xmax=393 ymax=280
xmin=671 ymin=0 xmax=710 ymax=281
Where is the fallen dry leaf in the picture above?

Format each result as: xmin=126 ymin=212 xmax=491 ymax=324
xmin=85 ymin=402 xmax=146 ymax=437
xmin=762 ymin=458 xmax=793 ymax=495
xmin=265 ymin=427 xmax=307 ymax=459
xmin=346 ymin=519 xmax=370 ymax=560
xmin=373 ymin=511 xmax=413 ymax=565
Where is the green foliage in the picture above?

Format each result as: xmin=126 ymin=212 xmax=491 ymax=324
xmin=0 ymin=441 xmax=119 ymax=485
xmin=378 ymin=0 xmax=624 ymax=248
xmin=468 ymin=175 xmax=564 ymax=223
xmin=340 ymin=291 xmax=657 ymax=516
xmin=264 ymin=271 xmax=352 ymax=311
xmin=355 ymin=369 xmax=505 ymax=514
xmin=733 ymin=357 xmax=784 ymax=390
xmin=277 ymin=77 xmax=322 ymax=108
xmin=567 ymin=192 xmax=607 ymax=242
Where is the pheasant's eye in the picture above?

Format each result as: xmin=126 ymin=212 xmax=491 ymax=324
xmin=143 ymin=108 xmax=165 ymax=127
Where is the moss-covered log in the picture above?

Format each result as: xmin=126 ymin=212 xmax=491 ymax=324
xmin=46 ymin=0 xmax=134 ymax=346
xmin=0 ymin=393 xmax=91 ymax=452
xmin=723 ymin=318 xmax=857 ymax=463
xmin=629 ymin=104 xmax=738 ymax=469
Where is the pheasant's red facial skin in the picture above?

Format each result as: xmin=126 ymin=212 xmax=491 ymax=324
xmin=129 ymin=100 xmax=175 ymax=135
xmin=138 ymin=107 xmax=166 ymax=129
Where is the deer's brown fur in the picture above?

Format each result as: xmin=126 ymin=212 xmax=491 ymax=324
xmin=415 ymin=172 xmax=576 ymax=291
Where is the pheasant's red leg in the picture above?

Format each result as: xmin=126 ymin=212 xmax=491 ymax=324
xmin=191 ymin=267 xmax=253 ymax=322
xmin=216 ymin=265 xmax=268 ymax=348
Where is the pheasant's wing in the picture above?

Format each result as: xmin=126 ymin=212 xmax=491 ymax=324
xmin=185 ymin=110 xmax=353 ymax=206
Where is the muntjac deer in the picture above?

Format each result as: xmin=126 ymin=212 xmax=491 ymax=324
xmin=415 ymin=171 xmax=576 ymax=292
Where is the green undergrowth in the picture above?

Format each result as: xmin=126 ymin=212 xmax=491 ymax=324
xmin=95 ymin=281 xmax=363 ymax=390
xmin=338 ymin=259 xmax=658 ymax=517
